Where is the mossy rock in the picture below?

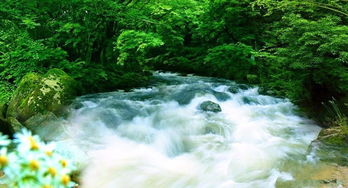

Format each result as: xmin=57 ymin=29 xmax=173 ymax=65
xmin=7 ymin=117 xmax=25 ymax=133
xmin=7 ymin=69 xmax=77 ymax=124
xmin=317 ymin=126 xmax=348 ymax=146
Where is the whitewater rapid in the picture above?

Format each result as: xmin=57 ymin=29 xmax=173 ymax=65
xmin=36 ymin=72 xmax=321 ymax=188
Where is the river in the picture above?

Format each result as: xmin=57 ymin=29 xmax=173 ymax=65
xmin=35 ymin=72 xmax=326 ymax=188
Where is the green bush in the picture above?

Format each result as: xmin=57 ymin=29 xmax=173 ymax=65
xmin=204 ymin=43 xmax=256 ymax=81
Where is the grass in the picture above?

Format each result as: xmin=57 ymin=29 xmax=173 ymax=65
xmin=322 ymin=98 xmax=347 ymax=127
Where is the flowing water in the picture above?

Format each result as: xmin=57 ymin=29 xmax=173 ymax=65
xmin=36 ymin=72 xmax=327 ymax=188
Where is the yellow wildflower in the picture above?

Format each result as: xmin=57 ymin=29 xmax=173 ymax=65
xmin=61 ymin=174 xmax=71 ymax=186
xmin=0 ymin=155 xmax=8 ymax=167
xmin=29 ymin=160 xmax=40 ymax=171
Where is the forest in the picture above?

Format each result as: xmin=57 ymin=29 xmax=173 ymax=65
xmin=1 ymin=0 xmax=348 ymax=125
xmin=0 ymin=0 xmax=348 ymax=187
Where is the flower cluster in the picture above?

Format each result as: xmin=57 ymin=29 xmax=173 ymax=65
xmin=0 ymin=129 xmax=76 ymax=188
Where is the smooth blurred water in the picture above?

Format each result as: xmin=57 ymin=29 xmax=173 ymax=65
xmin=37 ymin=72 xmax=322 ymax=188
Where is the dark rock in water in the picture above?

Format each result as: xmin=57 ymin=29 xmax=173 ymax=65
xmin=228 ymin=86 xmax=239 ymax=94
xmin=228 ymin=84 xmax=250 ymax=94
xmin=171 ymin=85 xmax=211 ymax=105
xmin=242 ymin=96 xmax=259 ymax=104
xmin=199 ymin=101 xmax=222 ymax=113
xmin=258 ymin=87 xmax=275 ymax=96
xmin=238 ymin=84 xmax=249 ymax=90
xmin=242 ymin=97 xmax=252 ymax=104
xmin=257 ymin=87 xmax=267 ymax=95
xmin=172 ymin=84 xmax=231 ymax=104
xmin=171 ymin=90 xmax=196 ymax=105
xmin=70 ymin=102 xmax=84 ymax=110
xmin=212 ymin=91 xmax=230 ymax=101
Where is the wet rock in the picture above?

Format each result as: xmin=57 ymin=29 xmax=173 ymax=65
xmin=228 ymin=86 xmax=240 ymax=94
xmin=172 ymin=84 xmax=231 ymax=104
xmin=172 ymin=90 xmax=196 ymax=105
xmin=313 ymin=126 xmax=348 ymax=167
xmin=171 ymin=85 xmax=210 ymax=105
xmin=199 ymin=101 xmax=222 ymax=113
xmin=24 ymin=112 xmax=58 ymax=130
xmin=228 ymin=84 xmax=249 ymax=94
xmin=242 ymin=96 xmax=259 ymax=105
xmin=7 ymin=69 xmax=77 ymax=127
xmin=238 ymin=84 xmax=249 ymax=90
xmin=212 ymin=91 xmax=230 ymax=101
xmin=70 ymin=102 xmax=84 ymax=110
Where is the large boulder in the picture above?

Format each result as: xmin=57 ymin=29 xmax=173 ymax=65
xmin=7 ymin=69 xmax=77 ymax=124
xmin=199 ymin=101 xmax=222 ymax=113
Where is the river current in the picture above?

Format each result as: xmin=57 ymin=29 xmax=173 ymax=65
xmin=36 ymin=72 xmax=323 ymax=188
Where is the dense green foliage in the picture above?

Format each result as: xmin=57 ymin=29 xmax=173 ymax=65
xmin=1 ymin=0 xmax=347 ymax=125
